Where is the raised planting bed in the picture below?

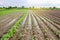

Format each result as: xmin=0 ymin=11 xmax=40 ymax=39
xmin=1 ymin=10 xmax=28 ymax=40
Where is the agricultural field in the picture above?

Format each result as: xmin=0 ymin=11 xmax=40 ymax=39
xmin=0 ymin=9 xmax=60 ymax=40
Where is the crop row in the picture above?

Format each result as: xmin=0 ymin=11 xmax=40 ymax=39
xmin=32 ymin=10 xmax=60 ymax=40
xmin=1 ymin=10 xmax=28 ymax=40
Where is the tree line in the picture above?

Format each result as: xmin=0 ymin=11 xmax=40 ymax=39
xmin=0 ymin=6 xmax=59 ymax=10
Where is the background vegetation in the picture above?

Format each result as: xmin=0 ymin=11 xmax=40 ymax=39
xmin=0 ymin=6 xmax=60 ymax=16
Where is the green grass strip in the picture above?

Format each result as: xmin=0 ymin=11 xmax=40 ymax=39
xmin=1 ymin=10 xmax=28 ymax=40
xmin=0 ymin=9 xmax=27 ymax=16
